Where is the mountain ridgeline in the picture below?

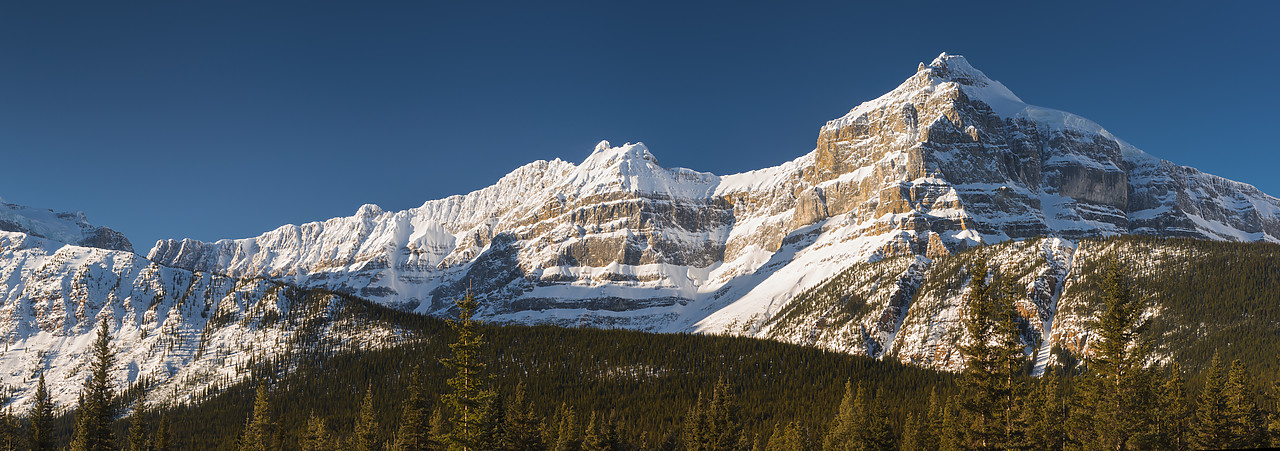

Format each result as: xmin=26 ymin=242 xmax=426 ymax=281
xmin=1 ymin=52 xmax=1279 ymax=419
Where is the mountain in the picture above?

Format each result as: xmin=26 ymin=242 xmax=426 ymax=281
xmin=1 ymin=201 xmax=133 ymax=252
xmin=148 ymin=52 xmax=1279 ymax=335
xmin=3 ymin=52 xmax=1279 ymax=411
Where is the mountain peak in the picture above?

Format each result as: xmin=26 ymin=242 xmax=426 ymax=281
xmin=917 ymin=52 xmax=996 ymax=88
xmin=581 ymin=141 xmax=657 ymax=170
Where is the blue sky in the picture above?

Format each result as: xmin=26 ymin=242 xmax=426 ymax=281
xmin=2 ymin=1 xmax=1277 ymax=249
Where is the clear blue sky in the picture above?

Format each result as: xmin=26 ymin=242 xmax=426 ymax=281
xmin=2 ymin=1 xmax=1276 ymax=250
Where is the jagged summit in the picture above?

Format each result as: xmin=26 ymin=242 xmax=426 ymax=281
xmin=0 ymin=200 xmax=133 ymax=252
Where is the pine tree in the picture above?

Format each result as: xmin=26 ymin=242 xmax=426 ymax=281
xmin=553 ymin=404 xmax=581 ymax=451
xmin=1192 ymin=353 xmax=1230 ymax=450
xmin=916 ymin=388 xmax=940 ymax=448
xmin=991 ymin=276 xmax=1028 ymax=448
xmin=822 ymin=380 xmax=862 ymax=450
xmin=1224 ymin=359 xmax=1264 ymax=448
xmin=29 ymin=372 xmax=55 ymax=451
xmin=394 ymin=367 xmax=431 ymax=451
xmin=71 ymin=318 xmax=117 ymax=451
xmin=354 ymin=384 xmax=381 ymax=451
xmin=780 ymin=421 xmax=812 ymax=451
xmin=502 ymin=383 xmax=543 ymax=451
xmin=1021 ymin=372 xmax=1064 ymax=450
xmin=1153 ymin=366 xmax=1189 ymax=450
xmin=939 ymin=395 xmax=963 ymax=451
xmin=127 ymin=409 xmax=149 ymax=451
xmin=706 ymin=380 xmax=744 ymax=451
xmin=582 ymin=412 xmax=602 ymax=451
xmin=0 ymin=393 xmax=19 ymax=451
xmin=429 ymin=405 xmax=449 ymax=450
xmin=900 ymin=411 xmax=920 ymax=451
xmin=442 ymin=292 xmax=495 ymax=451
xmin=479 ymin=391 xmax=506 ymax=450
xmin=301 ymin=412 xmax=334 ymax=451
xmin=958 ymin=261 xmax=999 ymax=450
xmin=1079 ymin=257 xmax=1154 ymax=450
xmin=240 ymin=382 xmax=274 ymax=451
xmin=153 ymin=415 xmax=172 ymax=451
xmin=683 ymin=392 xmax=708 ymax=451
xmin=863 ymin=392 xmax=894 ymax=451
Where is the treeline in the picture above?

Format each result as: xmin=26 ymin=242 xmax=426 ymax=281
xmin=3 ymin=257 xmax=1280 ymax=449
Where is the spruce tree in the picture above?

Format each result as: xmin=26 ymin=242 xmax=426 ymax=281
xmin=822 ymin=380 xmax=861 ymax=450
xmin=683 ymin=392 xmax=708 ymax=451
xmin=554 ymin=404 xmax=582 ymax=451
xmin=502 ymin=383 xmax=543 ymax=451
xmin=153 ymin=415 xmax=171 ymax=451
xmin=354 ymin=384 xmax=381 ymax=451
xmin=1192 ymin=353 xmax=1230 ymax=450
xmin=127 ymin=409 xmax=149 ymax=451
xmin=1153 ymin=366 xmax=1189 ymax=450
xmin=992 ymin=276 xmax=1028 ymax=448
xmin=939 ymin=395 xmax=963 ymax=451
xmin=71 ymin=318 xmax=117 ymax=451
xmin=394 ymin=367 xmax=431 ymax=451
xmin=1224 ymin=359 xmax=1264 ymax=448
xmin=0 ymin=395 xmax=19 ymax=451
xmin=1021 ymin=373 xmax=1064 ymax=450
xmin=900 ymin=411 xmax=920 ymax=451
xmin=917 ymin=387 xmax=940 ymax=448
xmin=958 ymin=261 xmax=999 ymax=450
xmin=240 ymin=382 xmax=274 ymax=451
xmin=429 ymin=405 xmax=449 ymax=450
xmin=1079 ymin=257 xmax=1153 ymax=450
xmin=29 ymin=372 xmax=54 ymax=451
xmin=442 ymin=292 xmax=495 ymax=451
xmin=301 ymin=412 xmax=334 ymax=451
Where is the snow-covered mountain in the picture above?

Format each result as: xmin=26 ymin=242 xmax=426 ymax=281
xmin=148 ymin=53 xmax=1280 ymax=334
xmin=3 ymin=52 xmax=1279 ymax=410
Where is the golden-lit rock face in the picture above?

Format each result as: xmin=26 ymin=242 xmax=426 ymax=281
xmin=145 ymin=53 xmax=1280 ymax=334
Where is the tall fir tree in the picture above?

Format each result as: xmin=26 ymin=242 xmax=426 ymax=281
xmin=71 ymin=318 xmax=117 ymax=451
xmin=239 ymin=382 xmax=274 ymax=451
xmin=429 ymin=405 xmax=449 ymax=451
xmin=822 ymin=380 xmax=862 ymax=450
xmin=1223 ymin=359 xmax=1264 ymax=448
xmin=502 ymin=382 xmax=544 ymax=451
xmin=153 ymin=415 xmax=172 ymax=451
xmin=1078 ymin=257 xmax=1154 ymax=450
xmin=1021 ymin=372 xmax=1064 ymax=450
xmin=992 ymin=276 xmax=1028 ymax=448
xmin=683 ymin=392 xmax=709 ymax=451
xmin=127 ymin=408 xmax=149 ymax=451
xmin=938 ymin=395 xmax=963 ymax=451
xmin=442 ymin=291 xmax=495 ymax=451
xmin=553 ymin=404 xmax=581 ymax=451
xmin=899 ymin=411 xmax=920 ymax=451
xmin=301 ymin=412 xmax=334 ymax=451
xmin=393 ymin=367 xmax=431 ymax=451
xmin=1153 ymin=365 xmax=1189 ymax=450
xmin=0 ymin=391 xmax=19 ymax=451
xmin=29 ymin=372 xmax=55 ymax=451
xmin=354 ymin=384 xmax=381 ymax=451
xmin=1192 ymin=353 xmax=1230 ymax=450
xmin=958 ymin=261 xmax=1000 ymax=450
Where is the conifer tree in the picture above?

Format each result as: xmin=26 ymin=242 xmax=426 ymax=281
xmin=442 ymin=292 xmax=495 ymax=451
xmin=900 ymin=411 xmax=920 ymax=451
xmin=916 ymin=387 xmax=940 ymax=448
xmin=553 ymin=404 xmax=581 ymax=451
xmin=240 ymin=382 xmax=274 ymax=451
xmin=1192 ymin=353 xmax=1230 ymax=450
xmin=394 ymin=367 xmax=431 ymax=451
xmin=1224 ymin=359 xmax=1264 ymax=448
xmin=1079 ymin=257 xmax=1154 ymax=450
xmin=354 ymin=384 xmax=381 ymax=451
xmin=29 ymin=372 xmax=54 ymax=451
xmin=429 ymin=405 xmax=449 ymax=450
xmin=479 ymin=391 xmax=506 ymax=450
xmin=683 ymin=392 xmax=708 ymax=451
xmin=780 ymin=421 xmax=812 ymax=451
xmin=1154 ymin=366 xmax=1189 ymax=450
xmin=128 ymin=409 xmax=149 ymax=451
xmin=991 ymin=276 xmax=1028 ymax=447
xmin=301 ymin=412 xmax=333 ymax=451
xmin=822 ymin=380 xmax=861 ymax=450
xmin=863 ymin=392 xmax=894 ymax=451
xmin=582 ymin=412 xmax=604 ymax=451
xmin=71 ymin=318 xmax=117 ymax=451
xmin=502 ymin=383 xmax=543 ymax=451
xmin=958 ymin=261 xmax=999 ymax=450
xmin=1021 ymin=372 xmax=1064 ymax=450
xmin=0 ymin=394 xmax=18 ymax=451
xmin=939 ymin=395 xmax=963 ymax=451
xmin=153 ymin=416 xmax=172 ymax=451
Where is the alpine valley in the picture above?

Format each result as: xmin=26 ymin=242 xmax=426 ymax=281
xmin=3 ymin=53 xmax=1279 ymax=412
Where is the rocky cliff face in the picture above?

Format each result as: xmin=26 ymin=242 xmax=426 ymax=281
xmin=147 ymin=53 xmax=1280 ymax=335
xmin=4 ymin=53 xmax=1279 ymax=409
